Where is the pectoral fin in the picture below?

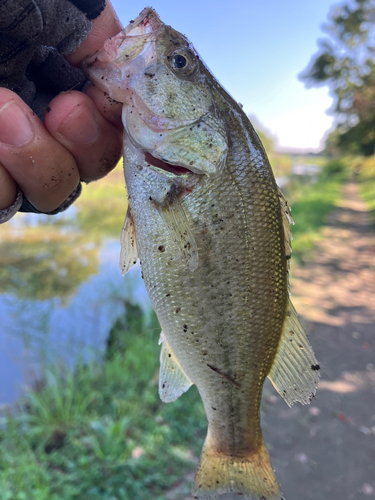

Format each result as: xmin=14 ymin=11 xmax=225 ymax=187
xmin=119 ymin=207 xmax=138 ymax=276
xmin=267 ymin=299 xmax=320 ymax=406
xmin=158 ymin=190 xmax=198 ymax=272
xmin=158 ymin=331 xmax=193 ymax=403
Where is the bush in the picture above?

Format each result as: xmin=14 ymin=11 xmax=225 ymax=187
xmin=321 ymin=158 xmax=346 ymax=177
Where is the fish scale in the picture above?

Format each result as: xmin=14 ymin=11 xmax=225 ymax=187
xmin=84 ymin=7 xmax=320 ymax=499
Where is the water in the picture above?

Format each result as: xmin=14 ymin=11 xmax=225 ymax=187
xmin=291 ymin=163 xmax=321 ymax=176
xmin=276 ymin=163 xmax=321 ymax=191
xmin=0 ymin=204 xmax=151 ymax=406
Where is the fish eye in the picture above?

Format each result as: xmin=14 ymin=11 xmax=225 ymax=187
xmin=173 ymin=54 xmax=187 ymax=68
xmin=167 ymin=48 xmax=198 ymax=77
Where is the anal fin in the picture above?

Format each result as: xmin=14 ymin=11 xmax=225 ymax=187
xmin=267 ymin=298 xmax=320 ymax=406
xmin=119 ymin=207 xmax=138 ymax=276
xmin=158 ymin=331 xmax=193 ymax=403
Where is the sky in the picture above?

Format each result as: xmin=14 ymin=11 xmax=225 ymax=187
xmin=111 ymin=0 xmax=339 ymax=152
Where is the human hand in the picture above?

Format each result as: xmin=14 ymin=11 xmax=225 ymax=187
xmin=0 ymin=0 xmax=123 ymax=213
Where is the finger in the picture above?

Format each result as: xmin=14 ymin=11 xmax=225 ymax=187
xmin=0 ymin=88 xmax=80 ymax=213
xmin=44 ymin=91 xmax=122 ymax=182
xmin=66 ymin=0 xmax=122 ymax=67
xmin=66 ymin=1 xmax=123 ymax=137
xmin=84 ymin=83 xmax=123 ymax=131
xmin=0 ymin=162 xmax=17 ymax=210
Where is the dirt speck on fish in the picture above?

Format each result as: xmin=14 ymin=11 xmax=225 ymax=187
xmin=83 ymin=8 xmax=320 ymax=499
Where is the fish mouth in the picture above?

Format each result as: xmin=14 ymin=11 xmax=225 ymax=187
xmin=144 ymin=152 xmax=196 ymax=177
xmin=83 ymin=8 xmax=164 ymax=95
xmin=124 ymin=8 xmax=163 ymax=36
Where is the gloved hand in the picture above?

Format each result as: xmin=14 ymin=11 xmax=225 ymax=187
xmin=0 ymin=0 xmax=123 ymax=219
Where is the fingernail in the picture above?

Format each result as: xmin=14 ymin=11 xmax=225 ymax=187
xmin=0 ymin=102 xmax=34 ymax=146
xmin=58 ymin=103 xmax=99 ymax=144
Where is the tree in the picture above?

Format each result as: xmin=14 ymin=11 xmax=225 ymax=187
xmin=300 ymin=0 xmax=375 ymax=156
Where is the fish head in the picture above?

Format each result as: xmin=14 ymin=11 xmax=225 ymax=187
xmin=83 ymin=8 xmax=228 ymax=180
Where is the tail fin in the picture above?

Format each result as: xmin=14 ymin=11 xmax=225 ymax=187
xmin=192 ymin=436 xmax=282 ymax=500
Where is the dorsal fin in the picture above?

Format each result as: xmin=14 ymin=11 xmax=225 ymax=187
xmin=277 ymin=187 xmax=294 ymax=293
xmin=158 ymin=331 xmax=193 ymax=403
xmin=119 ymin=207 xmax=138 ymax=276
xmin=267 ymin=299 xmax=320 ymax=406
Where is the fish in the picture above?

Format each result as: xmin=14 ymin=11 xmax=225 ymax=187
xmin=83 ymin=8 xmax=320 ymax=500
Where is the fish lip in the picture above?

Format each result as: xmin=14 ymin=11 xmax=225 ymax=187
xmin=143 ymin=151 xmax=198 ymax=178
xmin=123 ymin=105 xmax=202 ymax=177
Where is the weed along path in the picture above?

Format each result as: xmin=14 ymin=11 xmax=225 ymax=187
xmin=263 ymin=181 xmax=375 ymax=500
xmin=167 ymin=181 xmax=375 ymax=500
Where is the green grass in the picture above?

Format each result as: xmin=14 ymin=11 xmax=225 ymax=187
xmin=0 ymin=304 xmax=206 ymax=500
xmin=285 ymin=159 xmax=347 ymax=262
xmin=356 ymin=155 xmax=375 ymax=227
xmin=360 ymin=181 xmax=375 ymax=226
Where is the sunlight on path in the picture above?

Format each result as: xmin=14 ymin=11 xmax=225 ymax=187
xmin=291 ymin=182 xmax=375 ymax=327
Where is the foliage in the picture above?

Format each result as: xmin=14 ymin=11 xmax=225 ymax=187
xmin=0 ymin=304 xmax=206 ymax=500
xmin=270 ymin=154 xmax=292 ymax=178
xmin=300 ymin=0 xmax=375 ymax=156
xmin=77 ymin=168 xmax=128 ymax=238
xmin=320 ymin=158 xmax=346 ymax=175
xmin=0 ymin=230 xmax=98 ymax=300
xmin=106 ymin=301 xmax=144 ymax=360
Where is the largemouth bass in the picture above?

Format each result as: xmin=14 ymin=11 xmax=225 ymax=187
xmin=84 ymin=8 xmax=320 ymax=499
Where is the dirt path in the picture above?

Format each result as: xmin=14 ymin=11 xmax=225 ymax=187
xmin=168 ymin=182 xmax=375 ymax=500
xmin=263 ymin=181 xmax=375 ymax=500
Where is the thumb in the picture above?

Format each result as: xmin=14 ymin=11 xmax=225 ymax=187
xmin=66 ymin=1 xmax=123 ymax=68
